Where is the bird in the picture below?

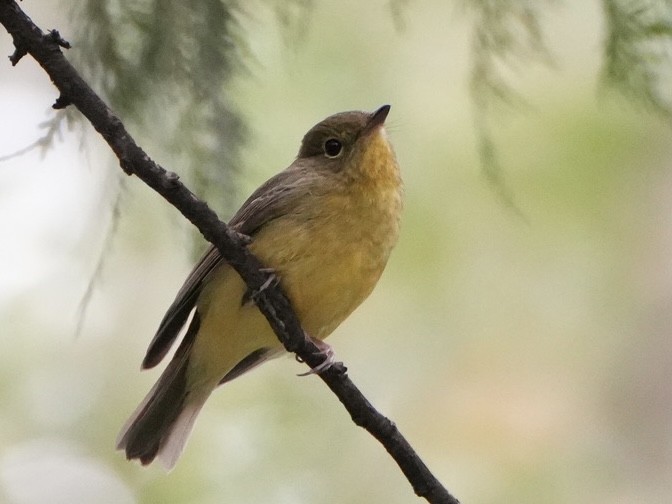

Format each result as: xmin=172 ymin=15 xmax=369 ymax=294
xmin=116 ymin=105 xmax=403 ymax=469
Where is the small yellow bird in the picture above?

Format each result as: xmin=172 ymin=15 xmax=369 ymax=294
xmin=116 ymin=105 xmax=403 ymax=469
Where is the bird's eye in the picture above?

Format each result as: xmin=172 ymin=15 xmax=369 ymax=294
xmin=323 ymin=138 xmax=343 ymax=158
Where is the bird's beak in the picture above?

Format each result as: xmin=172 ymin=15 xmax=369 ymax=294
xmin=362 ymin=105 xmax=391 ymax=136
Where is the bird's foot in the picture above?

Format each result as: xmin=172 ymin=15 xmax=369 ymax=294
xmin=241 ymin=269 xmax=278 ymax=307
xmin=233 ymin=229 xmax=253 ymax=246
xmin=296 ymin=336 xmax=343 ymax=376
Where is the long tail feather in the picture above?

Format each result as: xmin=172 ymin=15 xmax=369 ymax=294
xmin=116 ymin=313 xmax=206 ymax=469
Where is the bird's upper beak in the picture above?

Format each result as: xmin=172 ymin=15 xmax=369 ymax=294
xmin=362 ymin=105 xmax=391 ymax=136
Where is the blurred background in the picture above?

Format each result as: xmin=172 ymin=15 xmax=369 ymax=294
xmin=1 ymin=1 xmax=672 ymax=503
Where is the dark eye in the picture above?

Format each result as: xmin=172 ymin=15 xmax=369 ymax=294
xmin=323 ymin=138 xmax=343 ymax=158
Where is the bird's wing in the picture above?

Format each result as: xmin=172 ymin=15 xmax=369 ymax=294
xmin=141 ymin=245 xmax=221 ymax=369
xmin=230 ymin=164 xmax=317 ymax=235
xmin=141 ymin=165 xmax=315 ymax=369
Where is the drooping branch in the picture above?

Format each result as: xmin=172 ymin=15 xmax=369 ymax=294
xmin=0 ymin=2 xmax=458 ymax=503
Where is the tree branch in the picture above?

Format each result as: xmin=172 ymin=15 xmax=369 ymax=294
xmin=0 ymin=2 xmax=458 ymax=502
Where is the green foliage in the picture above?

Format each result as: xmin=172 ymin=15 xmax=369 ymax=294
xmin=453 ymin=0 xmax=672 ymax=210
xmin=268 ymin=0 xmax=315 ymax=46
xmin=601 ymin=0 xmax=672 ymax=119
xmin=465 ymin=0 xmax=554 ymax=110
xmin=73 ymin=0 xmax=250 ymax=218
xmin=462 ymin=0 xmax=556 ymax=213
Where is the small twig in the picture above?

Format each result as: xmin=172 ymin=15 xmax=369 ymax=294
xmin=0 ymin=2 xmax=458 ymax=502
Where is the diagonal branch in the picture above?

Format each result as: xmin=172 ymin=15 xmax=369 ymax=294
xmin=0 ymin=2 xmax=458 ymax=503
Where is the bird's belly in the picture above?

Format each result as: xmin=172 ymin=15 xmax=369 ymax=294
xmin=285 ymin=246 xmax=384 ymax=339
xmin=251 ymin=216 xmax=394 ymax=339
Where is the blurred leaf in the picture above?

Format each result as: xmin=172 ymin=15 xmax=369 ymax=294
xmin=464 ymin=0 xmax=556 ymax=214
xmin=601 ymin=0 xmax=672 ymax=120
xmin=267 ymin=0 xmax=315 ymax=46
xmin=73 ymin=0 xmax=250 ymax=221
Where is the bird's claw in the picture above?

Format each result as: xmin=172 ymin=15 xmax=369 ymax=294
xmin=296 ymin=337 xmax=340 ymax=376
xmin=241 ymin=269 xmax=278 ymax=307
xmin=257 ymin=270 xmax=278 ymax=293
xmin=233 ymin=230 xmax=253 ymax=246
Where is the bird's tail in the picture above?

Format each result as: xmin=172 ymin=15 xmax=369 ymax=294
xmin=116 ymin=334 xmax=211 ymax=470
